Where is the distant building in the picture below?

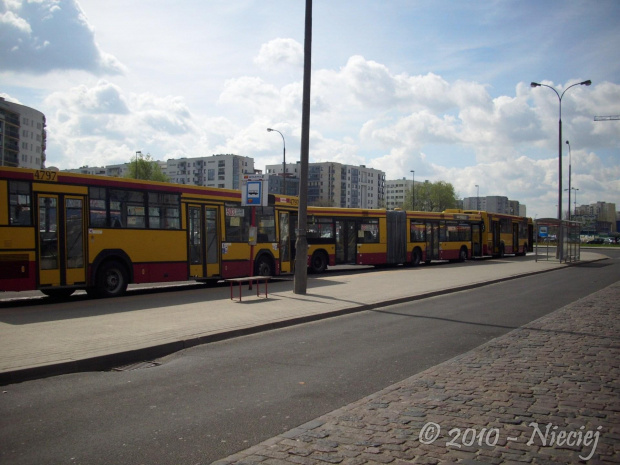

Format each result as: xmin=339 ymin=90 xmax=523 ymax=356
xmin=63 ymin=165 xmax=109 ymax=176
xmin=264 ymin=162 xmax=300 ymax=196
xmin=0 ymin=97 xmax=46 ymax=169
xmin=64 ymin=155 xmax=251 ymax=190
xmin=574 ymin=201 xmax=617 ymax=234
xmin=167 ymin=154 xmax=254 ymax=190
xmin=266 ymin=161 xmax=385 ymax=208
xmin=385 ymin=178 xmax=416 ymax=210
xmin=462 ymin=195 xmax=525 ymax=216
xmin=62 ymin=156 xmax=386 ymax=208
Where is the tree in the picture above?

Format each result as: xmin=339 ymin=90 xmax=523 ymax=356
xmin=405 ymin=180 xmax=458 ymax=211
xmin=125 ymin=153 xmax=169 ymax=182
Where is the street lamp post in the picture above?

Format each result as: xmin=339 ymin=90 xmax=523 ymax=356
xmin=294 ymin=0 xmax=312 ymax=295
xmin=475 ymin=184 xmax=479 ymax=210
xmin=135 ymin=151 xmax=142 ymax=179
xmin=267 ymin=128 xmax=286 ymax=195
xmin=410 ymin=170 xmax=415 ymax=210
xmin=572 ymin=187 xmax=579 ymax=216
xmin=530 ymin=79 xmax=591 ymax=261
xmin=565 ymin=140 xmax=572 ymax=221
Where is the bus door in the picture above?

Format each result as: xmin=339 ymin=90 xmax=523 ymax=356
xmin=512 ymin=222 xmax=519 ymax=254
xmin=188 ymin=205 xmax=220 ymax=278
xmin=425 ymin=221 xmax=440 ymax=261
xmin=36 ymin=193 xmax=87 ymax=288
xmin=472 ymin=223 xmax=483 ymax=257
xmin=492 ymin=220 xmax=501 ymax=255
xmin=279 ymin=212 xmax=294 ymax=273
xmin=335 ymin=220 xmax=356 ymax=264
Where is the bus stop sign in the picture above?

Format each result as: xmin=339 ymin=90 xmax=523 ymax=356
xmin=242 ymin=175 xmax=269 ymax=206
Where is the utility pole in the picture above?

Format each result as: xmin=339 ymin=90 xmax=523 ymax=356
xmin=294 ymin=0 xmax=312 ymax=295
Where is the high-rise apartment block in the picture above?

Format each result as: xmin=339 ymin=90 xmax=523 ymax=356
xmin=385 ymin=178 xmax=416 ymax=210
xmin=463 ymin=195 xmax=525 ymax=216
xmin=65 ymin=155 xmax=254 ymax=191
xmin=167 ymin=154 xmax=254 ymax=189
xmin=574 ymin=201 xmax=617 ymax=234
xmin=0 ymin=97 xmax=46 ymax=169
xmin=266 ymin=161 xmax=385 ymax=208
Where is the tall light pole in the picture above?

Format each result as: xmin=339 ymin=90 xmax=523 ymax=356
xmin=571 ymin=187 xmax=579 ymax=216
xmin=530 ymin=79 xmax=591 ymax=260
xmin=294 ymin=0 xmax=312 ymax=295
xmin=565 ymin=140 xmax=572 ymax=221
xmin=135 ymin=150 xmax=142 ymax=179
xmin=410 ymin=170 xmax=415 ymax=210
xmin=475 ymin=184 xmax=479 ymax=210
xmin=267 ymin=128 xmax=286 ymax=195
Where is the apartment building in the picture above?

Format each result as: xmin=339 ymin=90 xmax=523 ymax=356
xmin=463 ymin=195 xmax=525 ymax=216
xmin=166 ymin=154 xmax=254 ymax=190
xmin=574 ymin=201 xmax=617 ymax=234
xmin=0 ymin=97 xmax=46 ymax=169
xmin=63 ymin=162 xmax=166 ymax=178
xmin=385 ymin=178 xmax=415 ymax=210
xmin=63 ymin=155 xmax=250 ymax=190
xmin=267 ymin=161 xmax=385 ymax=208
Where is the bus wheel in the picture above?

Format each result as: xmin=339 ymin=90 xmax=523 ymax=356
xmin=411 ymin=249 xmax=422 ymax=267
xmin=95 ymin=261 xmax=128 ymax=298
xmin=310 ymin=251 xmax=328 ymax=274
xmin=255 ymin=255 xmax=274 ymax=276
xmin=41 ymin=288 xmax=75 ymax=299
xmin=459 ymin=246 xmax=468 ymax=262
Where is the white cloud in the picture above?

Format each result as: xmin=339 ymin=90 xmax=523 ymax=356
xmin=3 ymin=0 xmax=618 ymax=220
xmin=254 ymin=38 xmax=303 ymax=69
xmin=0 ymin=0 xmax=123 ymax=74
xmin=42 ymin=81 xmax=200 ymax=168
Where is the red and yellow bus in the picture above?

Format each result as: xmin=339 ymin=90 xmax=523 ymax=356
xmin=301 ymin=208 xmax=479 ymax=272
xmin=0 ymin=167 xmax=297 ymax=298
xmin=446 ymin=209 xmax=533 ymax=257
xmin=0 ymin=167 xmax=534 ymax=297
xmin=301 ymin=207 xmax=391 ymax=273
xmin=301 ymin=207 xmax=533 ymax=272
xmin=408 ymin=210 xmax=482 ymax=265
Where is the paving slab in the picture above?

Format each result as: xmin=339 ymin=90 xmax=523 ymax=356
xmin=0 ymin=252 xmax=606 ymax=385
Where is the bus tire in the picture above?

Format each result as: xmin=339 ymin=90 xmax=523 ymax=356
xmin=41 ymin=288 xmax=75 ymax=299
xmin=459 ymin=246 xmax=468 ymax=262
xmin=95 ymin=260 xmax=129 ymax=298
xmin=254 ymin=255 xmax=274 ymax=276
xmin=310 ymin=251 xmax=328 ymax=274
xmin=411 ymin=248 xmax=422 ymax=267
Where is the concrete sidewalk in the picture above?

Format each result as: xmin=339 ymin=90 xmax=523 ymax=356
xmin=0 ymin=252 xmax=606 ymax=385
xmin=215 ymin=277 xmax=620 ymax=464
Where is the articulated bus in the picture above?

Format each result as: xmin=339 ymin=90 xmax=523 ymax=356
xmin=302 ymin=207 xmax=533 ymax=273
xmin=0 ymin=167 xmax=298 ymax=298
xmin=446 ymin=209 xmax=534 ymax=258
xmin=0 ymin=167 xmax=534 ymax=297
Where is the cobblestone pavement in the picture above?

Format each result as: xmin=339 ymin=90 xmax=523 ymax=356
xmin=215 ymin=281 xmax=620 ymax=465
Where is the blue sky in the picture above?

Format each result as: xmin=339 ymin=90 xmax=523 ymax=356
xmin=1 ymin=0 xmax=619 ymax=218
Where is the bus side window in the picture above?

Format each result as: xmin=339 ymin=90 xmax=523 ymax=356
xmin=9 ymin=181 xmax=32 ymax=226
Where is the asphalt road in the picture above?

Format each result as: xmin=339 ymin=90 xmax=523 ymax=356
xmin=0 ymin=250 xmax=618 ymax=465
